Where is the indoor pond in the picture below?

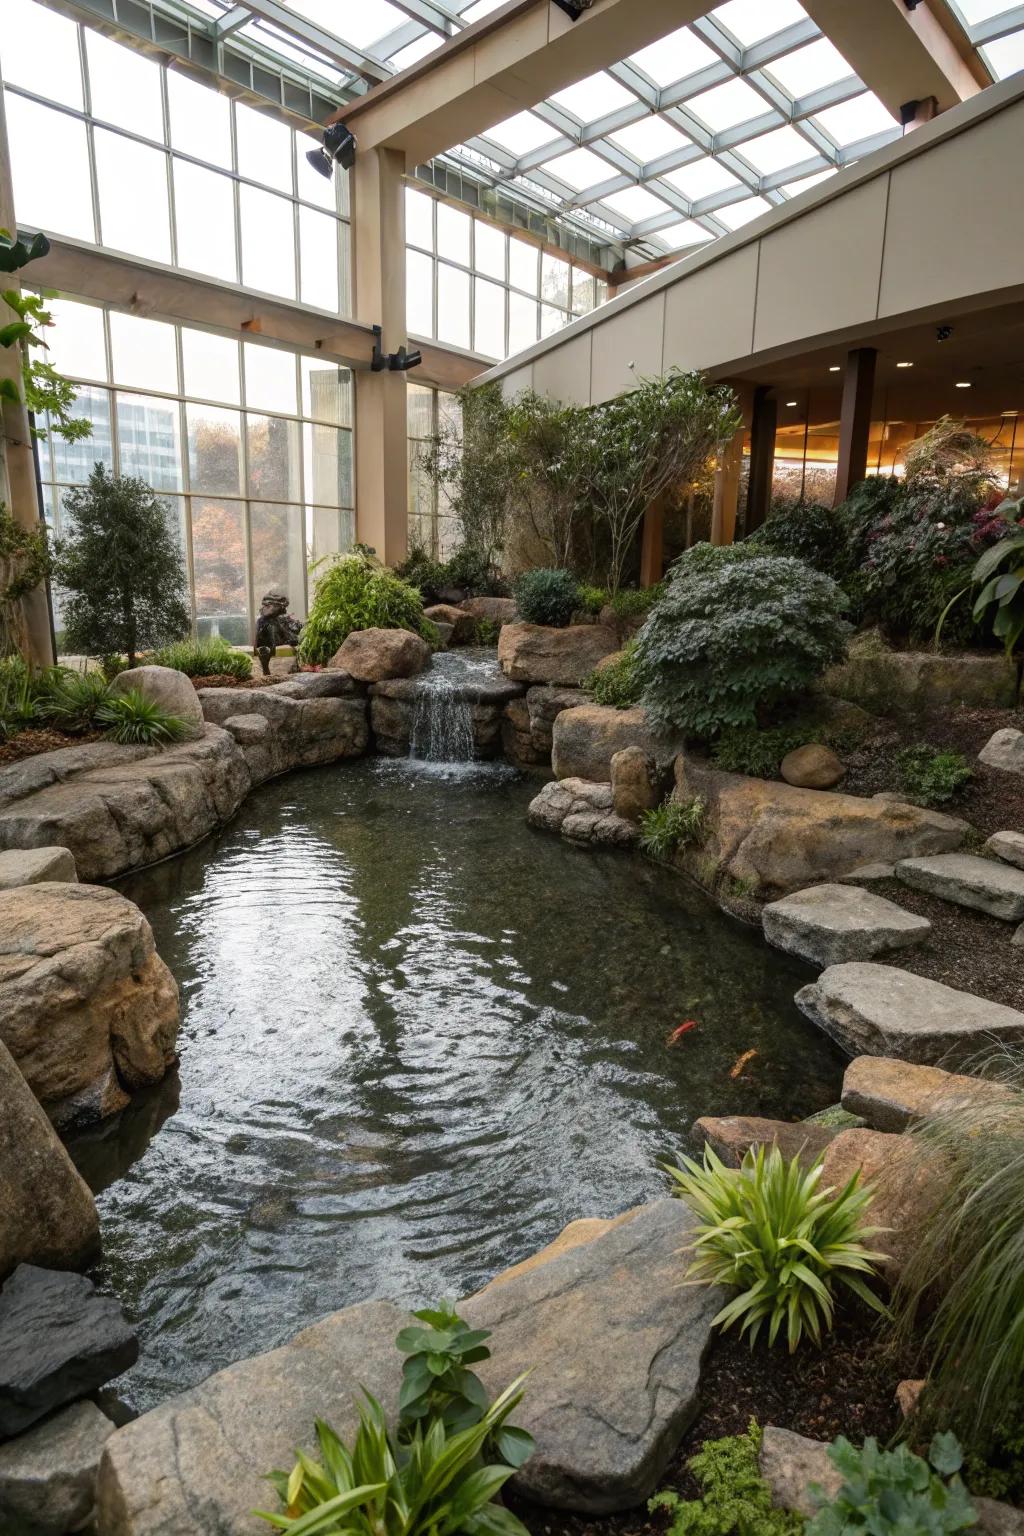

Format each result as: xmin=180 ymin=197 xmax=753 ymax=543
xmin=67 ymin=756 xmax=845 ymax=1412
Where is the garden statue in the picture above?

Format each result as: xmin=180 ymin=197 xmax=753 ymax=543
xmin=254 ymin=589 xmax=303 ymax=676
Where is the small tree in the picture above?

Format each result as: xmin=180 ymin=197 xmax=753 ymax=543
xmin=53 ymin=465 xmax=190 ymax=665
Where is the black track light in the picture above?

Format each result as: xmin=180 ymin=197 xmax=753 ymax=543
xmin=551 ymin=0 xmax=592 ymax=17
xmin=370 ymin=325 xmax=421 ymax=373
xmin=306 ymin=121 xmax=356 ymax=180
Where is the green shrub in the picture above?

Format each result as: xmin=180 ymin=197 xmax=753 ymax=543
xmin=711 ymin=724 xmax=817 ymax=779
xmin=95 ymin=688 xmax=188 ymax=745
xmin=301 ymin=551 xmax=430 ymax=665
xmin=895 ymin=744 xmax=973 ymax=807
xmin=608 ymin=585 xmax=663 ymax=620
xmin=39 ymin=669 xmax=112 ymax=733
xmin=583 ymin=641 xmax=642 ymax=709
xmin=649 ymin=1421 xmax=803 ymax=1536
xmin=633 ymin=546 xmax=850 ymax=738
xmin=964 ymin=1403 xmax=1024 ymax=1504
xmin=747 ymin=500 xmax=846 ymax=573
xmin=393 ymin=543 xmax=447 ymax=605
xmin=150 ymin=637 xmax=252 ymax=680
xmin=444 ymin=543 xmax=509 ymax=598
xmin=806 ymin=1433 xmax=976 ymax=1534
xmin=474 ymin=617 xmax=501 ymax=647
xmin=639 ymin=796 xmax=705 ymax=860
xmin=513 ymin=568 xmax=581 ymax=628
xmin=0 ymin=657 xmax=46 ymax=737
xmin=666 ymin=1143 xmax=887 ymax=1352
xmin=576 ymin=584 xmax=608 ymax=616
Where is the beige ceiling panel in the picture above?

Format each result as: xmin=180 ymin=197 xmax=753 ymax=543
xmin=590 ymin=292 xmax=666 ymax=403
xmin=532 ymin=330 xmax=594 ymax=406
xmin=754 ymin=177 xmax=889 ymax=354
xmin=662 ymin=245 xmax=759 ymax=373
xmin=879 ymin=101 xmax=1024 ymax=317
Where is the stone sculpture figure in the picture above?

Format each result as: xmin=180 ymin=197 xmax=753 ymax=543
xmin=254 ymin=589 xmax=303 ymax=675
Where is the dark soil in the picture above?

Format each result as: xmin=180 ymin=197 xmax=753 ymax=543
xmin=189 ymin=672 xmax=282 ymax=689
xmin=0 ymin=726 xmax=104 ymax=764
xmin=509 ymin=1308 xmax=915 ymax=1536
xmin=871 ymin=878 xmax=1024 ymax=1011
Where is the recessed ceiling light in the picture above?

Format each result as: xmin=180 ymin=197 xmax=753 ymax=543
xmin=828 ymin=365 xmax=841 ymax=373
xmin=896 ymin=361 xmax=913 ymax=368
xmin=1002 ymin=409 xmax=1018 ymax=416
xmin=955 ymin=381 xmax=972 ymax=389
xmin=786 ymin=400 xmax=798 ymax=407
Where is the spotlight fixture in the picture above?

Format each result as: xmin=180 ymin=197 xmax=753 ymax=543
xmin=551 ymin=0 xmax=593 ymax=18
xmin=785 ymin=400 xmax=798 ymax=407
xmin=370 ymin=324 xmax=422 ymax=374
xmin=828 ymin=365 xmax=841 ymax=373
xmin=896 ymin=361 xmax=913 ymax=368
xmin=936 ymin=324 xmax=953 ymax=342
xmin=955 ymin=380 xmax=972 ymax=389
xmin=306 ymin=121 xmax=356 ymax=180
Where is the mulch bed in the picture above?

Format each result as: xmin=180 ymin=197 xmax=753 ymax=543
xmin=189 ymin=673 xmax=282 ymax=690
xmin=508 ymin=1308 xmax=916 ymax=1536
xmin=872 ymin=878 xmax=1024 ymax=1011
xmin=0 ymin=727 xmax=104 ymax=765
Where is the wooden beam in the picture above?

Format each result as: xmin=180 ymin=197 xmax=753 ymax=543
xmin=833 ymin=346 xmax=877 ymax=506
xmin=745 ymin=386 xmax=777 ymax=534
xmin=802 ymin=0 xmax=986 ymax=118
xmin=711 ymin=427 xmax=744 ymax=547
xmin=639 ymin=496 xmax=664 ymax=587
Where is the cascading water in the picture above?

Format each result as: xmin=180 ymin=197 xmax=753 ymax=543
xmin=408 ymin=648 xmax=502 ymax=765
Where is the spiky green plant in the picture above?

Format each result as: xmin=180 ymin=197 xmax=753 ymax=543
xmin=150 ymin=637 xmax=252 ymax=680
xmin=38 ymin=669 xmax=112 ymax=733
xmin=95 ymin=688 xmax=188 ymax=745
xmin=638 ymin=795 xmax=705 ymax=859
xmin=666 ymin=1143 xmax=888 ymax=1353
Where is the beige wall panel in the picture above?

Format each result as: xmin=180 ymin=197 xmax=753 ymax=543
xmin=753 ymin=178 xmax=889 ymax=353
xmin=661 ymin=246 xmax=758 ymax=372
xmin=590 ymin=292 xmax=666 ymax=403
xmin=500 ymin=364 xmax=534 ymax=400
xmin=879 ymin=102 xmax=1024 ymax=316
xmin=532 ymin=331 xmax=593 ymax=406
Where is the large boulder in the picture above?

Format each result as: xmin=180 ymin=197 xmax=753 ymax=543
xmin=987 ymin=830 xmax=1024 ymax=870
xmin=674 ymin=758 xmax=969 ymax=899
xmin=459 ymin=596 xmax=517 ymax=626
xmin=0 ymin=1399 xmax=114 ymax=1535
xmin=762 ymin=883 xmax=931 ymax=966
xmin=552 ymin=704 xmax=664 ymax=783
xmin=896 ymin=852 xmax=1024 ymax=921
xmin=95 ymin=1201 xmax=722 ymax=1532
xmin=0 ymin=1040 xmax=99 ymax=1281
xmin=824 ymin=650 xmax=1018 ymax=716
xmin=0 ymin=883 xmax=179 ymax=1127
xmin=841 ymin=1055 xmax=1012 ymax=1133
xmin=0 ymin=727 xmax=251 ymax=882
xmin=611 ymin=746 xmax=663 ymax=822
xmin=818 ymin=1127 xmax=946 ymax=1277
xmin=796 ymin=962 xmax=1024 ymax=1066
xmin=199 ymin=674 xmax=367 ymax=784
xmin=111 ymin=665 xmax=204 ymax=740
xmin=329 ymin=628 xmax=430 ymax=682
xmin=0 ymin=1266 xmax=138 ymax=1438
xmin=499 ymin=623 xmax=618 ymax=686
xmin=978 ymin=727 xmax=1024 ymax=776
xmin=780 ymin=743 xmax=844 ymax=790
xmin=0 ymin=846 xmax=76 ymax=888
xmin=424 ymin=604 xmax=476 ymax=643
xmin=527 ymin=778 xmax=638 ymax=848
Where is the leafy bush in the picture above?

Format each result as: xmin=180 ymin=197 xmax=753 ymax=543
xmin=474 ymin=618 xmax=501 ymax=647
xmin=301 ymin=551 xmax=430 ymax=665
xmin=806 ymin=1433 xmax=976 ymax=1534
xmin=747 ymin=500 xmax=846 ymax=572
xmin=939 ymin=494 xmax=1024 ymax=659
xmin=711 ymin=724 xmax=818 ymax=779
xmin=0 ymin=656 xmax=46 ymax=736
xmin=583 ymin=642 xmax=642 ymax=708
xmin=576 ymin=584 xmax=607 ymax=616
xmin=639 ymin=796 xmax=705 ymax=860
xmin=393 ymin=544 xmax=447 ymax=605
xmin=39 ymin=669 xmax=112 ymax=733
xmin=256 ymin=1379 xmax=531 ymax=1536
xmin=513 ymin=568 xmax=581 ymax=628
xmin=895 ymin=744 xmax=973 ymax=807
xmin=150 ymin=637 xmax=252 ymax=680
xmin=666 ymin=1143 xmax=887 ymax=1352
xmin=607 ymin=585 xmax=663 ymax=620
xmin=633 ymin=546 xmax=850 ymax=739
xmin=95 ymin=688 xmax=188 ymax=745
xmin=444 ymin=543 xmax=509 ymax=598
xmin=964 ymin=1403 xmax=1024 ymax=1504
xmin=649 ymin=1421 xmax=803 ymax=1536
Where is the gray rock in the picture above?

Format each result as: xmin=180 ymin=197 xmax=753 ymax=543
xmin=273 ymin=671 xmax=359 ymax=699
xmin=111 ymin=665 xmax=204 ymax=740
xmin=0 ymin=1040 xmax=99 ymax=1282
xmin=552 ymin=704 xmax=665 ymax=783
xmin=499 ymin=623 xmax=619 ymax=687
xmin=0 ymin=847 xmax=76 ymax=889
xmin=841 ymin=1054 xmax=1013 ymax=1132
xmin=825 ymin=651 xmax=1018 ymax=717
xmin=95 ymin=1202 xmax=721 ymax=1532
xmin=839 ymin=862 xmax=897 ymax=882
xmin=762 ymin=883 xmax=931 ymax=966
xmin=986 ymin=830 xmax=1024 ymax=871
xmin=200 ymin=691 xmax=368 ymax=784
xmin=459 ymin=596 xmax=518 ymax=626
xmin=528 ymin=778 xmax=639 ymax=848
xmin=896 ymin=852 xmax=1024 ymax=920
xmin=1015 ymin=922 xmax=1024 ymax=948
xmin=0 ymin=1267 xmax=137 ymax=1438
xmin=979 ymin=727 xmax=1024 ymax=776
xmin=796 ymin=962 xmax=1024 ymax=1066
xmin=0 ymin=1400 xmax=113 ymax=1534
xmin=222 ymin=713 xmax=269 ymax=745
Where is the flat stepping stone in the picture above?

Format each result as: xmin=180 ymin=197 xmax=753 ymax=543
xmin=0 ymin=846 xmax=77 ymax=888
xmin=0 ymin=1400 xmax=113 ymax=1535
xmin=979 ymin=726 xmax=1024 ymax=776
xmin=691 ymin=1115 xmax=839 ymax=1166
xmin=796 ymin=962 xmax=1024 ymax=1066
xmin=841 ymin=1055 xmax=1011 ymax=1133
xmin=896 ymin=852 xmax=1024 ymax=920
xmin=987 ymin=830 xmax=1024 ymax=871
xmin=763 ymin=883 xmax=930 ymax=966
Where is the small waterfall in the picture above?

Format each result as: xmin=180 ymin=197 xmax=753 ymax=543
xmin=410 ymin=667 xmax=476 ymax=763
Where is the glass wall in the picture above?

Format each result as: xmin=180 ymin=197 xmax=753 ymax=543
xmin=39 ymin=296 xmax=354 ymax=645
xmin=2 ymin=0 xmax=350 ymax=313
xmin=405 ymin=189 xmax=608 ymax=362
xmin=407 ymin=383 xmax=460 ymax=558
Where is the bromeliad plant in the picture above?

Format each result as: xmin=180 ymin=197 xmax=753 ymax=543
xmin=666 ymin=1144 xmax=888 ymax=1353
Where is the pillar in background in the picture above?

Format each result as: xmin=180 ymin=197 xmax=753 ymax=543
xmin=639 ymin=494 xmax=664 ymax=587
xmin=833 ymin=346 xmax=878 ymax=507
xmin=0 ymin=90 xmax=54 ymax=667
xmin=711 ymin=426 xmax=744 ymax=546
xmin=352 ymin=145 xmax=409 ymax=566
xmin=745 ymin=386 xmax=777 ymax=535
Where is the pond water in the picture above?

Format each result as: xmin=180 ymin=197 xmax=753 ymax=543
xmin=68 ymin=756 xmax=843 ymax=1413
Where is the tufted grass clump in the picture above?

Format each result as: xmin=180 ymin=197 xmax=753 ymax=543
xmin=150 ymin=637 xmax=252 ymax=680
xmin=96 ymin=688 xmax=188 ymax=745
xmin=38 ymin=669 xmax=113 ymax=733
xmin=638 ymin=795 xmax=705 ymax=859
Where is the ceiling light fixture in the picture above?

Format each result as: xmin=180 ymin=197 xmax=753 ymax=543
xmin=1002 ymin=409 xmax=1018 ymax=417
xmin=828 ymin=365 xmax=841 ymax=373
xmin=306 ymin=121 xmax=356 ymax=180
xmin=786 ymin=400 xmax=798 ymax=407
xmin=955 ymin=380 xmax=972 ymax=389
xmin=896 ymin=361 xmax=913 ymax=368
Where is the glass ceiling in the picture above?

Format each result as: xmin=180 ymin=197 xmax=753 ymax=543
xmin=154 ymin=0 xmax=1024 ymax=258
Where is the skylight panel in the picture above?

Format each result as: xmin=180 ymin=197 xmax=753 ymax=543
xmin=812 ymin=90 xmax=897 ymax=145
xmin=598 ymin=185 xmax=673 ymax=222
xmin=540 ymin=147 xmax=616 ymax=191
xmin=627 ymin=26 xmax=718 ymax=88
xmin=686 ymin=77 xmax=770 ymax=132
xmin=767 ymin=38 xmax=853 ymax=97
xmin=780 ymin=166 xmax=837 ymax=196
xmin=653 ymin=220 xmax=713 ymax=249
xmin=952 ymin=0 xmax=1021 ymax=21
xmin=710 ymin=0 xmax=808 ymax=46
xmin=388 ymin=34 xmax=442 ymax=72
xmin=280 ymin=0 xmax=403 ymax=51
xmin=484 ymin=112 xmax=560 ymax=156
xmin=460 ymin=0 xmax=507 ymax=18
xmin=663 ymin=156 xmax=741 ymax=200
xmin=549 ymin=72 xmax=636 ymax=121
xmin=716 ymin=195 xmax=773 ymax=229
xmin=982 ymin=28 xmax=1024 ymax=78
xmin=734 ymin=124 xmax=814 ymax=174
xmin=608 ymin=116 xmax=692 ymax=162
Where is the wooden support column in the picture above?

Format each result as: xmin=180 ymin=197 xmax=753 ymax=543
xmin=745 ymin=386 xmax=777 ymax=535
xmin=0 ymin=89 xmax=53 ymax=667
xmin=352 ymin=145 xmax=409 ymax=567
xmin=711 ymin=427 xmax=744 ymax=547
xmin=833 ymin=347 xmax=877 ymax=507
xmin=639 ymin=495 xmax=664 ymax=587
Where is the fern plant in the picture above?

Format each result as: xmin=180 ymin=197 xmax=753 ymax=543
xmin=96 ymin=689 xmax=188 ymax=745
xmin=301 ymin=551 xmax=430 ymax=665
xmin=666 ymin=1143 xmax=888 ymax=1352
xmin=649 ymin=1421 xmax=803 ymax=1536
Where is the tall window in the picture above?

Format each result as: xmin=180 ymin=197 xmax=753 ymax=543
xmin=38 ymin=297 xmax=354 ymax=645
xmin=2 ymin=0 xmax=350 ymax=314
xmin=407 ymin=384 xmax=460 ymax=558
xmin=405 ymin=189 xmax=608 ymax=362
